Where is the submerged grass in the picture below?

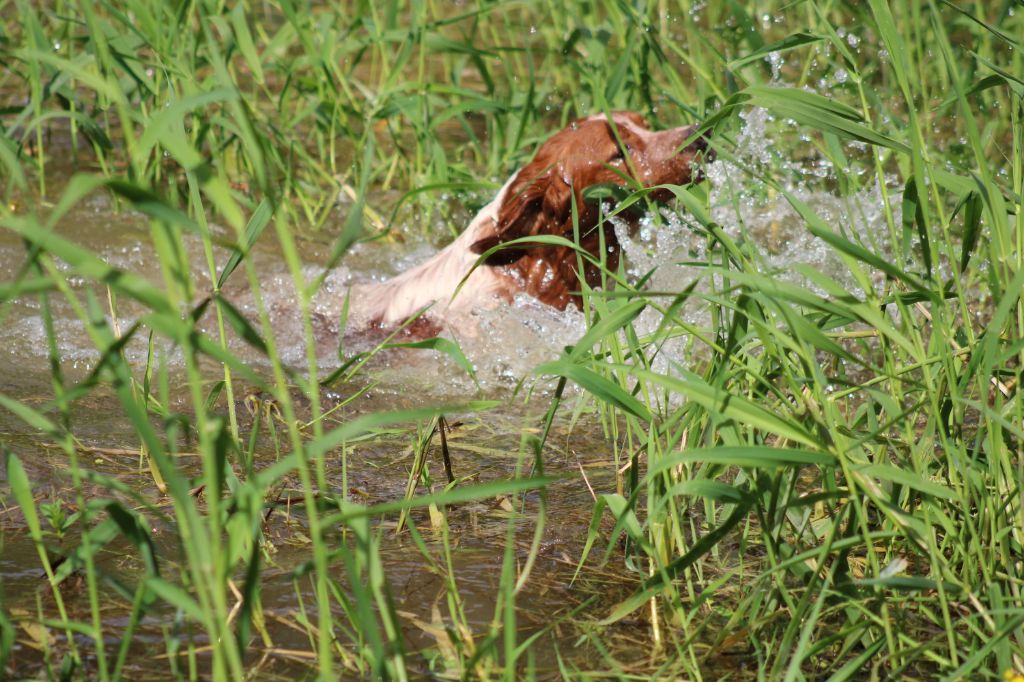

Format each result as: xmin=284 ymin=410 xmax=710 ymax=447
xmin=1 ymin=0 xmax=1023 ymax=679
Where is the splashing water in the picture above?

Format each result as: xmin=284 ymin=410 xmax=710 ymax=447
xmin=0 ymin=109 xmax=900 ymax=397
xmin=457 ymin=106 xmax=900 ymax=386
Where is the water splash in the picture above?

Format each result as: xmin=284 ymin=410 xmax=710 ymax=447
xmin=0 ymin=109 xmax=900 ymax=398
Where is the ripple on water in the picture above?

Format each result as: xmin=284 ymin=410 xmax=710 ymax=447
xmin=0 ymin=108 xmax=901 ymax=397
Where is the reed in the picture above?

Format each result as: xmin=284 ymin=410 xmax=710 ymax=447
xmin=0 ymin=0 xmax=1021 ymax=679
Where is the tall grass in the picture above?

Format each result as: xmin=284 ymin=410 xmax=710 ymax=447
xmin=1 ymin=0 xmax=1022 ymax=679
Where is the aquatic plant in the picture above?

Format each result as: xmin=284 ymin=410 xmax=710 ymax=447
xmin=0 ymin=0 xmax=1022 ymax=679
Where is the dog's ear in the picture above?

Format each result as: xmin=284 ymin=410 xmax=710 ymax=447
xmin=468 ymin=235 xmax=524 ymax=265
xmin=471 ymin=162 xmax=573 ymax=265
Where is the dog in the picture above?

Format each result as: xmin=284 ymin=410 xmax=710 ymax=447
xmin=347 ymin=111 xmax=710 ymax=333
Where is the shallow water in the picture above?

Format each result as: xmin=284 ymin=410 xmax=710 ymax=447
xmin=0 ymin=108 xmax=901 ymax=676
xmin=0 ymin=382 xmax=626 ymax=677
xmin=0 ymin=109 xmax=900 ymax=398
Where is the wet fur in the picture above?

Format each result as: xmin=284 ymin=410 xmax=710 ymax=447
xmin=348 ymin=111 xmax=709 ymax=332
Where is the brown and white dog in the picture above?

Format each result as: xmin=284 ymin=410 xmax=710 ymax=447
xmin=348 ymin=111 xmax=710 ymax=332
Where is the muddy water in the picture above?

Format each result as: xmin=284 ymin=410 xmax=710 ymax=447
xmin=0 ymin=395 xmax=620 ymax=678
xmin=0 ymin=109 xmax=897 ymax=394
xmin=0 ymin=109 xmax=897 ymax=676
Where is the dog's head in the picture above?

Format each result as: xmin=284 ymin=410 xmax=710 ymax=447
xmin=471 ymin=111 xmax=711 ymax=263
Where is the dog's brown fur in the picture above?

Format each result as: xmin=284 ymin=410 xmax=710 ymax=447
xmin=349 ymin=112 xmax=709 ymax=331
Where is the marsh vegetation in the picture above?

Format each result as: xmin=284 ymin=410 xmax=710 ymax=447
xmin=1 ymin=0 xmax=1023 ymax=679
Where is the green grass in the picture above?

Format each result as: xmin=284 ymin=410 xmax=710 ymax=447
xmin=1 ymin=0 xmax=1023 ymax=679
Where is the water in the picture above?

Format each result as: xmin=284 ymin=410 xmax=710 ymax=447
xmin=450 ymin=107 xmax=899 ymax=387
xmin=0 ymin=108 xmax=901 ymax=400
xmin=0 ymin=108 xmax=902 ymax=677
